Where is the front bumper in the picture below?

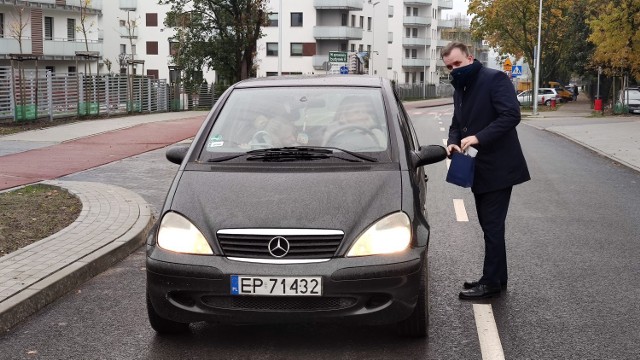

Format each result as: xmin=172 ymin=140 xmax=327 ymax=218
xmin=146 ymin=245 xmax=426 ymax=325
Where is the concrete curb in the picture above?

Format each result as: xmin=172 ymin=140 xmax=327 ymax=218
xmin=0 ymin=181 xmax=153 ymax=332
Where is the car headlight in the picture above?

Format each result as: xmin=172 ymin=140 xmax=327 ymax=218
xmin=157 ymin=212 xmax=213 ymax=255
xmin=346 ymin=212 xmax=411 ymax=257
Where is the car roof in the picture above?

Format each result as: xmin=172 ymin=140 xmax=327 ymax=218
xmin=233 ymin=75 xmax=386 ymax=89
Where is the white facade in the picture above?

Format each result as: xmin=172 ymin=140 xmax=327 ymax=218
xmin=257 ymin=0 xmax=455 ymax=85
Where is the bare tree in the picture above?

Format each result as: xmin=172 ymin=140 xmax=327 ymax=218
xmin=8 ymin=4 xmax=31 ymax=118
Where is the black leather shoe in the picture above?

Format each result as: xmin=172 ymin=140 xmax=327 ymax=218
xmin=459 ymin=284 xmax=502 ymax=300
xmin=463 ymin=280 xmax=507 ymax=290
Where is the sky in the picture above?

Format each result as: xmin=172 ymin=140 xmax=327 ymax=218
xmin=442 ymin=0 xmax=470 ymax=19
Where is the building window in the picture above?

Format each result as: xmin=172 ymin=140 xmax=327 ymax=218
xmin=45 ymin=66 xmax=55 ymax=74
xmin=406 ymin=7 xmax=411 ymax=16
xmin=351 ymin=15 xmax=356 ymax=27
xmin=359 ymin=16 xmax=363 ymax=28
xmin=68 ymin=66 xmax=76 ymax=74
xmin=411 ymin=49 xmax=417 ymax=59
xmin=341 ymin=13 xmax=348 ymax=26
xmin=266 ymin=42 xmax=278 ymax=56
xmin=405 ymin=28 xmax=410 ymax=37
xmin=405 ymin=49 xmax=410 ymax=58
xmin=405 ymin=72 xmax=409 ymax=83
xmin=291 ymin=12 xmax=303 ymax=27
xmin=358 ymin=44 xmax=363 ymax=52
xmin=290 ymin=43 xmax=303 ymax=56
xmin=44 ymin=17 xmax=53 ymax=40
xmin=340 ymin=42 xmax=347 ymax=51
xmin=387 ymin=58 xmax=392 ymax=69
xmin=131 ymin=44 xmax=136 ymax=55
xmin=367 ymin=45 xmax=371 ymax=53
xmin=0 ymin=13 xmax=4 ymax=38
xmin=266 ymin=72 xmax=278 ymax=76
xmin=119 ymin=19 xmax=126 ymax=27
xmin=388 ymin=32 xmax=393 ymax=43
xmin=146 ymin=41 xmax=158 ymax=55
xmin=120 ymin=44 xmax=126 ymax=54
xmin=350 ymin=43 xmax=355 ymax=52
xmin=67 ymin=18 xmax=75 ymax=41
xmin=413 ymin=7 xmax=418 ymax=16
xmin=367 ymin=17 xmax=371 ymax=31
xmin=147 ymin=69 xmax=159 ymax=79
xmin=268 ymin=13 xmax=278 ymax=27
xmin=146 ymin=13 xmax=158 ymax=27
xmin=412 ymin=28 xmax=418 ymax=37
xmin=169 ymin=41 xmax=179 ymax=56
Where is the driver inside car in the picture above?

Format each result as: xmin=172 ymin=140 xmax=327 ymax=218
xmin=323 ymin=96 xmax=386 ymax=148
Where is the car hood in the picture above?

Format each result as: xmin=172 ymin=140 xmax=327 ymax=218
xmin=168 ymin=168 xmax=402 ymax=242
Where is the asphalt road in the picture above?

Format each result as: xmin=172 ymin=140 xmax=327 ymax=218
xmin=1 ymin=105 xmax=639 ymax=359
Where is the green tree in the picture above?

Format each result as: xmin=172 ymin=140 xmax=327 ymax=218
xmin=588 ymin=0 xmax=640 ymax=81
xmin=468 ymin=0 xmax=575 ymax=82
xmin=160 ymin=0 xmax=268 ymax=88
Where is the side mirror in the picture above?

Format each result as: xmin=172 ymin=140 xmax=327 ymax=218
xmin=412 ymin=145 xmax=447 ymax=168
xmin=165 ymin=145 xmax=190 ymax=165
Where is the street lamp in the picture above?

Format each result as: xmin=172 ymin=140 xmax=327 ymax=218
xmin=532 ymin=0 xmax=542 ymax=116
xmin=369 ymin=1 xmax=380 ymax=76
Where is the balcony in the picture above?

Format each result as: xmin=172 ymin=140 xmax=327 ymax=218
xmin=402 ymin=58 xmax=429 ymax=68
xmin=44 ymin=39 xmax=103 ymax=60
xmin=119 ymin=0 xmax=137 ymax=10
xmin=403 ymin=37 xmax=429 ymax=47
xmin=436 ymin=39 xmax=450 ymax=47
xmin=2 ymin=0 xmax=103 ymax=12
xmin=387 ymin=58 xmax=393 ymax=69
xmin=438 ymin=0 xmax=453 ymax=9
xmin=439 ymin=19 xmax=455 ymax=28
xmin=313 ymin=0 xmax=363 ymax=10
xmin=404 ymin=0 xmax=433 ymax=5
xmin=0 ymin=38 xmax=32 ymax=56
xmin=312 ymin=55 xmax=329 ymax=70
xmin=66 ymin=0 xmax=102 ymax=9
xmin=403 ymin=16 xmax=431 ymax=27
xmin=313 ymin=26 xmax=363 ymax=40
xmin=119 ymin=28 xmax=139 ymax=39
xmin=436 ymin=58 xmax=446 ymax=67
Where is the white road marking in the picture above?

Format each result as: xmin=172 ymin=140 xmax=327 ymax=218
xmin=442 ymin=139 xmax=448 ymax=146
xmin=440 ymin=127 xmax=445 ymax=132
xmin=473 ymin=304 xmax=506 ymax=360
xmin=413 ymin=111 xmax=423 ymax=115
xmin=445 ymin=158 xmax=451 ymax=169
xmin=453 ymin=199 xmax=469 ymax=222
xmin=438 ymin=121 xmax=443 ymax=125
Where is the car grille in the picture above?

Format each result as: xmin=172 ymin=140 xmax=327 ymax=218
xmin=201 ymin=295 xmax=357 ymax=311
xmin=217 ymin=230 xmax=344 ymax=259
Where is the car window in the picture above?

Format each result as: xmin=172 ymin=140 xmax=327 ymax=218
xmin=200 ymin=87 xmax=389 ymax=158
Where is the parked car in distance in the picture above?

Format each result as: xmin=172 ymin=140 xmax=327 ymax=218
xmin=618 ymin=88 xmax=640 ymax=114
xmin=548 ymin=81 xmax=573 ymax=102
xmin=145 ymin=75 xmax=447 ymax=338
xmin=516 ymin=88 xmax=562 ymax=106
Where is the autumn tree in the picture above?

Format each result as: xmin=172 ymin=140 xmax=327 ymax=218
xmin=587 ymin=0 xmax=640 ymax=82
xmin=159 ymin=0 xmax=268 ymax=87
xmin=468 ymin=0 xmax=575 ymax=82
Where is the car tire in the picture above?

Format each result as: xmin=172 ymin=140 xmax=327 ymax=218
xmin=395 ymin=257 xmax=428 ymax=338
xmin=544 ymin=100 xmax=552 ymax=106
xmin=147 ymin=291 xmax=190 ymax=334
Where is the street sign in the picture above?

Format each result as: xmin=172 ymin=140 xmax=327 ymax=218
xmin=502 ymin=58 xmax=512 ymax=72
xmin=511 ymin=65 xmax=523 ymax=77
xmin=340 ymin=66 xmax=349 ymax=74
xmin=329 ymin=51 xmax=348 ymax=63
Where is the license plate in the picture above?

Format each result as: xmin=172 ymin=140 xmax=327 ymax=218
xmin=231 ymin=276 xmax=322 ymax=296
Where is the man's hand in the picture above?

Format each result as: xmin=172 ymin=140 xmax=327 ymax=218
xmin=446 ymin=144 xmax=462 ymax=158
xmin=461 ymin=135 xmax=479 ymax=152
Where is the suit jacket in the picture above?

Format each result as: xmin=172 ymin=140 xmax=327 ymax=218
xmin=448 ymin=65 xmax=530 ymax=194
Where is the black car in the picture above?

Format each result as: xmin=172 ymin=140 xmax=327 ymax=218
xmin=146 ymin=75 xmax=446 ymax=337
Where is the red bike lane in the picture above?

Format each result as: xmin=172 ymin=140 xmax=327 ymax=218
xmin=0 ymin=116 xmax=205 ymax=191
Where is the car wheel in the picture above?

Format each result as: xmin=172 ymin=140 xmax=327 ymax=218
xmin=544 ymin=100 xmax=552 ymax=106
xmin=395 ymin=257 xmax=428 ymax=338
xmin=147 ymin=291 xmax=190 ymax=334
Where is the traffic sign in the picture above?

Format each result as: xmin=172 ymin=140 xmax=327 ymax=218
xmin=340 ymin=66 xmax=349 ymax=74
xmin=502 ymin=58 xmax=512 ymax=72
xmin=329 ymin=51 xmax=348 ymax=63
xmin=511 ymin=65 xmax=523 ymax=77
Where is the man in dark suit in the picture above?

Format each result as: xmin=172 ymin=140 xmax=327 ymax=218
xmin=442 ymin=42 xmax=530 ymax=300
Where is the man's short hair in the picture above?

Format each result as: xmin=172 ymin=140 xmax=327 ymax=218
xmin=441 ymin=42 xmax=470 ymax=59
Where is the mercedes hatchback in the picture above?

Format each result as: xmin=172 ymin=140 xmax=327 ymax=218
xmin=146 ymin=75 xmax=446 ymax=337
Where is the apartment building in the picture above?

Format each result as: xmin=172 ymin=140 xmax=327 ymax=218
xmin=0 ymin=0 xmax=103 ymax=75
xmin=257 ymin=0 xmax=472 ymax=85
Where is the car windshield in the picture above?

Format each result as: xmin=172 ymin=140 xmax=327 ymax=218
xmin=199 ymin=87 xmax=390 ymax=162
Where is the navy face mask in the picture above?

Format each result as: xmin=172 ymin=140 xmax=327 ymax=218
xmin=450 ymin=60 xmax=482 ymax=90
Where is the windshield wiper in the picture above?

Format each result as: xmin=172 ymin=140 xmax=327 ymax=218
xmin=247 ymin=146 xmax=378 ymax=162
xmin=206 ymin=146 xmax=378 ymax=163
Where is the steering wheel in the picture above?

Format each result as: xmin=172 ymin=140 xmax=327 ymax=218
xmin=248 ymin=130 xmax=273 ymax=149
xmin=323 ymin=124 xmax=380 ymax=147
